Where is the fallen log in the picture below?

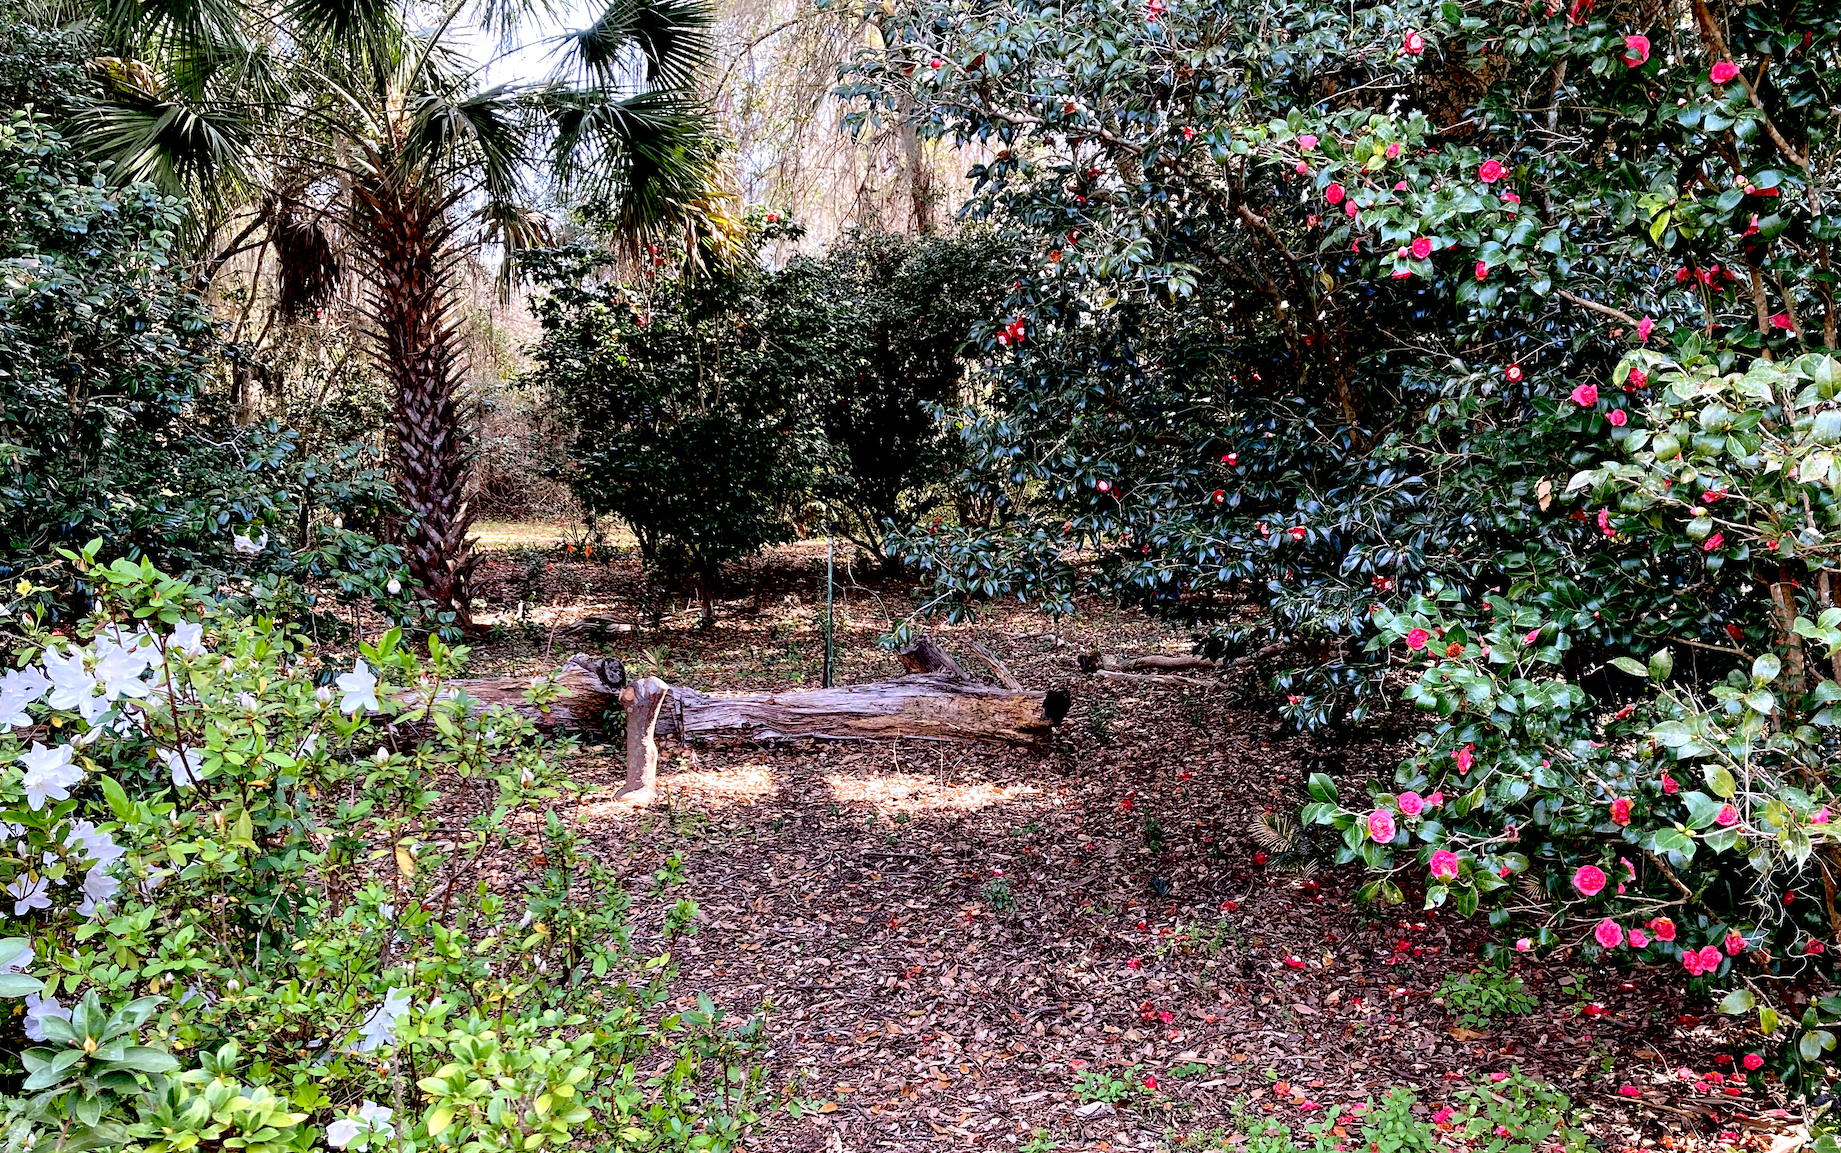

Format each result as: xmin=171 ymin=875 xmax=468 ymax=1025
xmin=442 ymin=639 xmax=1071 ymax=789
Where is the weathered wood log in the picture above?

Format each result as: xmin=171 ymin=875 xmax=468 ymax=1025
xmin=651 ymin=676 xmax=1070 ymax=744
xmin=444 ymin=653 xmax=627 ymax=729
xmin=443 ymin=642 xmax=1069 ymax=746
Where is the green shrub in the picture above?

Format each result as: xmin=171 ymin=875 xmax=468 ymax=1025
xmin=0 ymin=547 xmax=765 ymax=1150
xmin=1226 ymin=1073 xmax=1592 ymax=1153
xmin=1437 ymin=969 xmax=1537 ymax=1029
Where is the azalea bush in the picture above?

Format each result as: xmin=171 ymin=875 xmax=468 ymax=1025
xmin=0 ymin=546 xmax=766 ymax=1151
xmin=1309 ymin=348 xmax=1841 ymax=1086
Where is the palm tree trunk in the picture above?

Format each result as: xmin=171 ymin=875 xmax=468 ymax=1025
xmin=354 ymin=168 xmax=476 ymax=624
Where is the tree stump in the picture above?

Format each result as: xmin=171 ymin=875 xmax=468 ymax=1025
xmin=616 ymin=676 xmax=669 ymax=804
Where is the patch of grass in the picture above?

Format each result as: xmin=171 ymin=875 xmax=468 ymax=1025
xmin=981 ymin=878 xmax=1016 ymax=912
xmin=1021 ymin=1129 xmax=1061 ymax=1153
xmin=1073 ymin=1067 xmax=1141 ymax=1105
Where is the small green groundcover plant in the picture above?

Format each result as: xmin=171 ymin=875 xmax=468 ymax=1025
xmin=1219 ymin=1072 xmax=1592 ymax=1153
xmin=0 ymin=545 xmax=767 ymax=1151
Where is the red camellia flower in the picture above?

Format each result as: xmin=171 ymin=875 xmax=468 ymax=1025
xmin=1211 ymin=488 xmax=1226 ymax=505
xmin=1710 ymin=61 xmax=1740 ymax=84
xmin=1411 ymin=236 xmax=1433 ymax=259
xmin=1715 ymin=803 xmax=1738 ymax=825
xmin=1704 ymin=533 xmax=1725 ymax=552
xmin=1475 ymin=260 xmax=1489 ymax=280
xmin=1637 ymin=316 xmax=1654 ymax=342
xmin=1505 ymin=363 xmax=1523 ymax=382
xmin=1662 ymin=772 xmax=1679 ymax=794
xmin=1742 ymin=1053 xmax=1764 ymax=1071
xmin=1770 ymin=312 xmax=1795 ymax=331
xmin=1627 ymin=367 xmax=1647 ymax=389
xmin=1649 ymin=916 xmax=1677 ymax=942
xmin=1571 ymin=383 xmax=1598 ymax=406
xmin=1808 ymin=940 xmax=1827 ymax=955
xmin=1454 ymin=744 xmax=1475 ymax=773
xmin=1622 ymin=35 xmax=1650 ymax=67
xmin=1478 ymin=159 xmax=1505 ymax=183
xmin=1325 ymin=183 xmax=1345 ymax=205
xmin=1403 ymin=30 xmax=1424 ymax=54
xmin=1609 ymin=409 xmax=1628 ymax=427
xmin=1610 ymin=797 xmax=1632 ymax=826
xmin=928 ymin=57 xmax=942 ymax=68
xmin=1573 ymin=864 xmax=1607 ymax=896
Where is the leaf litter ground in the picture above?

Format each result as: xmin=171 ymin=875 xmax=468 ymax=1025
xmin=467 ymin=542 xmax=1801 ymax=1153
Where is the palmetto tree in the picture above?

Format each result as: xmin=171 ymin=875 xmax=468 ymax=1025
xmin=70 ymin=0 xmax=719 ymax=622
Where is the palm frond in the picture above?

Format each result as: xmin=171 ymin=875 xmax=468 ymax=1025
xmin=405 ymin=84 xmax=525 ymax=203
xmin=73 ymin=93 xmax=251 ymax=199
xmin=538 ymin=86 xmax=711 ymax=229
xmin=1249 ymin=810 xmax=1300 ymax=854
xmin=553 ymin=0 xmax=712 ymax=90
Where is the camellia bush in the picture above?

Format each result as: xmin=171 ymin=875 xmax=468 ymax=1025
xmin=1311 ymin=349 xmax=1841 ymax=1085
xmin=0 ymin=546 xmax=765 ymax=1151
xmin=839 ymin=0 xmax=1841 ymax=1084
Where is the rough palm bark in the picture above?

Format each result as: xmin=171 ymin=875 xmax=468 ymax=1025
xmin=354 ymin=167 xmax=477 ymax=622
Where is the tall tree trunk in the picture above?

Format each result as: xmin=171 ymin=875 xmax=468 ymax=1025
xmin=354 ymin=168 xmax=476 ymax=623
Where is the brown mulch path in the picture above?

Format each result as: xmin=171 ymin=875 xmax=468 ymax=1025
xmin=466 ymin=545 xmax=1797 ymax=1152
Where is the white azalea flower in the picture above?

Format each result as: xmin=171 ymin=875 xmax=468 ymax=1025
xmin=63 ymin=821 xmax=123 ymax=867
xmin=171 ymin=620 xmax=205 ymax=656
xmin=17 ymin=743 xmax=82 ymax=810
xmin=41 ymin=647 xmax=105 ymax=723
xmin=353 ymin=987 xmax=410 ymax=1052
xmin=164 ymin=748 xmax=206 ymax=790
xmin=336 ymin=661 xmax=379 ymax=716
xmin=325 ymin=1118 xmax=363 ymax=1148
xmin=76 ymin=866 xmax=119 ymax=918
xmin=6 ymin=875 xmax=49 ymax=915
xmin=356 ymin=1102 xmax=393 ymax=1127
xmin=232 ymin=530 xmax=268 ymax=556
xmin=22 ymin=992 xmax=67 ymax=1042
xmin=0 ymin=691 xmax=31 ymax=730
xmin=91 ymin=638 xmax=153 ymax=701
xmin=0 ymin=668 xmax=49 ymax=728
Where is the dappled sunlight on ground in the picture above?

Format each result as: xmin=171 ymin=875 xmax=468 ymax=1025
xmin=819 ymin=770 xmax=1037 ymax=815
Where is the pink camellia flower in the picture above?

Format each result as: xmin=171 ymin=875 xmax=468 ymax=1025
xmin=1627 ymin=367 xmax=1647 ymax=389
xmin=1425 ymin=791 xmax=1443 ymax=807
xmin=1710 ymin=61 xmax=1740 ymax=85
xmin=1454 ymin=744 xmax=1475 ymax=773
xmin=1618 ymin=1084 xmax=1640 ymax=1097
xmin=1393 ymin=180 xmax=1410 ymax=192
xmin=1411 ymin=237 xmax=1433 ymax=260
xmin=1724 ymin=931 xmax=1747 ymax=955
xmin=1429 ymin=849 xmax=1461 ymax=882
xmin=1650 ymin=917 xmax=1677 ymax=942
xmin=1814 ymin=807 xmax=1831 ymax=824
xmin=1598 ymin=508 xmax=1614 ymax=538
xmin=1503 ymin=190 xmax=1521 ymax=204
xmin=1403 ymin=30 xmax=1425 ymax=55
xmin=1629 ymin=928 xmax=1650 ymax=949
xmin=1368 ymin=809 xmax=1397 ymax=843
xmin=1610 ymin=798 xmax=1632 ymax=826
xmin=1574 ymin=864 xmax=1607 ymax=896
xmin=1475 ymin=260 xmax=1489 ymax=280
xmin=1715 ymin=804 xmax=1738 ymax=826
xmin=1386 ymin=142 xmax=1402 ymax=159
xmin=1595 ymin=919 xmax=1625 ymax=949
xmin=1296 ymin=161 xmax=1310 ymax=175
xmin=1325 ymin=183 xmax=1344 ymax=205
xmin=1662 ymin=772 xmax=1679 ymax=795
xmin=1488 ymin=1072 xmax=1508 ymax=1084
xmin=1637 ymin=316 xmax=1654 ymax=342
xmin=1608 ymin=409 xmax=1628 ymax=427
xmin=1525 ymin=627 xmax=1542 ymax=645
xmin=1571 ymin=383 xmax=1599 ymax=406
xmin=1299 ymin=134 xmax=1319 ymax=151
xmin=1770 ymin=312 xmax=1794 ymax=331
xmin=1478 ymin=159 xmax=1505 ymax=184
xmin=1399 ymin=791 xmax=1426 ymax=816
xmin=1344 ymin=201 xmax=1358 ymax=217
xmin=1808 ymin=940 xmax=1827 ymax=955
xmin=1405 ymin=628 xmax=1430 ymax=651
xmin=1742 ymin=1053 xmax=1763 ymax=1071
xmin=1683 ymin=945 xmax=1723 ymax=976
xmin=1432 ymin=1107 xmax=1454 ymax=1125
xmin=1515 ymin=937 xmax=1532 ymax=952
xmin=1623 ymin=35 xmax=1650 ymax=67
